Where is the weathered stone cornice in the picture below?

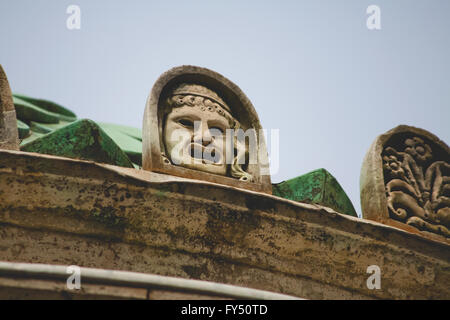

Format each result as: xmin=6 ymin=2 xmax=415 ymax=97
xmin=0 ymin=149 xmax=449 ymax=299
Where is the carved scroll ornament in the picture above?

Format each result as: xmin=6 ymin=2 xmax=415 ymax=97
xmin=382 ymin=137 xmax=449 ymax=237
xmin=360 ymin=125 xmax=450 ymax=241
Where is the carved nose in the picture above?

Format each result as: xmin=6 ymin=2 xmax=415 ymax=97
xmin=193 ymin=124 xmax=212 ymax=146
xmin=202 ymin=125 xmax=212 ymax=142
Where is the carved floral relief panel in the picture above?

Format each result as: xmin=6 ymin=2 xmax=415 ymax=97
xmin=382 ymin=135 xmax=449 ymax=237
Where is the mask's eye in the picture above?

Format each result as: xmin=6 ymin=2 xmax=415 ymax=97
xmin=209 ymin=127 xmax=224 ymax=136
xmin=178 ymin=119 xmax=194 ymax=128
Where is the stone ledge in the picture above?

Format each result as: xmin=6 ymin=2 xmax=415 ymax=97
xmin=0 ymin=149 xmax=449 ymax=299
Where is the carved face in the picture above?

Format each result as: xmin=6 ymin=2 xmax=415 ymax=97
xmin=163 ymin=104 xmax=231 ymax=176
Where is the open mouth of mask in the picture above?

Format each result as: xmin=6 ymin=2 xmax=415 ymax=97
xmin=187 ymin=142 xmax=223 ymax=165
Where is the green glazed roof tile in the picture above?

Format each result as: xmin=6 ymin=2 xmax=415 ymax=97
xmin=99 ymin=122 xmax=142 ymax=141
xmin=20 ymin=131 xmax=45 ymax=145
xmin=21 ymin=119 xmax=134 ymax=168
xmin=98 ymin=123 xmax=142 ymax=165
xmin=13 ymin=96 xmax=61 ymax=123
xmin=29 ymin=121 xmax=54 ymax=134
xmin=16 ymin=119 xmax=30 ymax=139
xmin=13 ymin=93 xmax=77 ymax=120
xmin=272 ymin=168 xmax=358 ymax=217
xmin=12 ymin=93 xmax=140 ymax=167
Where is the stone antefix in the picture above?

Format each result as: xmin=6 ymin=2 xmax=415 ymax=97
xmin=361 ymin=125 xmax=450 ymax=240
xmin=0 ymin=65 xmax=19 ymax=150
xmin=142 ymin=65 xmax=272 ymax=194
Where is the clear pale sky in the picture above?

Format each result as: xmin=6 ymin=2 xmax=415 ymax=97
xmin=1 ymin=0 xmax=449 ymax=217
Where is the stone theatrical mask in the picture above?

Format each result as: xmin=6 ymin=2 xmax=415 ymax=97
xmin=162 ymin=83 xmax=252 ymax=181
xmin=142 ymin=65 xmax=272 ymax=194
